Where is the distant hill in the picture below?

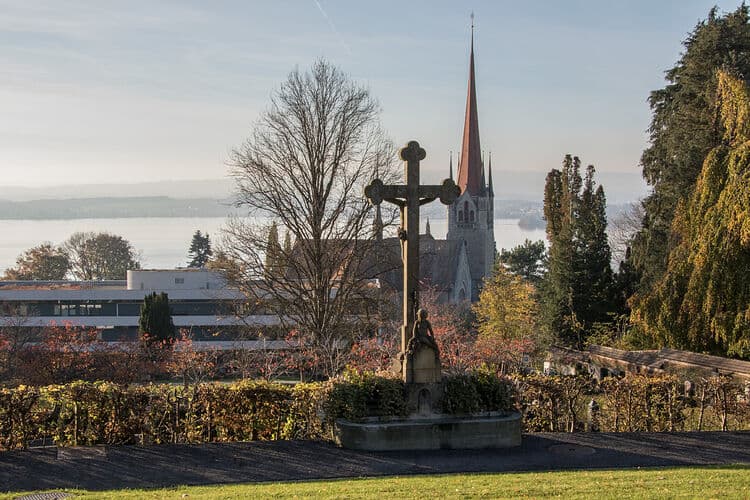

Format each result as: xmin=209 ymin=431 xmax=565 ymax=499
xmin=0 ymin=172 xmax=647 ymax=205
xmin=0 ymin=197 xmax=235 ymax=220
xmin=0 ymin=172 xmax=647 ymax=220
xmin=0 ymin=179 xmax=234 ymax=202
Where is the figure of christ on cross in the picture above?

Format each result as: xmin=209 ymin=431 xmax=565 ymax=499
xmin=364 ymin=140 xmax=461 ymax=381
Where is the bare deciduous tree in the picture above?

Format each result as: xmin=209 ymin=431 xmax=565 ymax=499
xmin=222 ymin=60 xmax=398 ymax=378
xmin=0 ymin=310 xmax=38 ymax=381
xmin=609 ymin=202 xmax=645 ymax=264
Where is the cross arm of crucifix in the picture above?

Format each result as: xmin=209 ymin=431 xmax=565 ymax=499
xmin=364 ymin=178 xmax=461 ymax=207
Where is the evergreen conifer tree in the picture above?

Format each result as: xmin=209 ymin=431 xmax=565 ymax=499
xmin=187 ymin=230 xmax=212 ymax=268
xmin=541 ymin=155 xmax=614 ymax=348
xmin=139 ymin=292 xmax=175 ymax=342
xmin=576 ymin=166 xmax=615 ymax=325
xmin=498 ymin=239 xmax=547 ymax=286
xmin=631 ymin=5 xmax=750 ymax=293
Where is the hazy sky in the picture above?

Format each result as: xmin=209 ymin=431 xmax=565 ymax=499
xmin=0 ymin=1 xmax=743 ymax=187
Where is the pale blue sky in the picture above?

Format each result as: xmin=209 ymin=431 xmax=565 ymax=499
xmin=0 ymin=1 xmax=743 ymax=187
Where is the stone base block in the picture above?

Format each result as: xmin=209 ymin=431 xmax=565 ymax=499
xmin=335 ymin=412 xmax=522 ymax=451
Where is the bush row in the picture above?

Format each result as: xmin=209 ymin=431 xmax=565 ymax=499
xmin=516 ymin=374 xmax=750 ymax=433
xmin=0 ymin=371 xmax=514 ymax=451
xmin=0 ymin=380 xmax=331 ymax=451
xmin=1 ymin=373 xmax=748 ymax=450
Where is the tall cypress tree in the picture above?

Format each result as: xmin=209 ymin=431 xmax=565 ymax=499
xmin=541 ymin=155 xmax=614 ymax=348
xmin=576 ymin=166 xmax=614 ymax=325
xmin=541 ymin=156 xmax=578 ymax=346
xmin=139 ymin=292 xmax=175 ymax=342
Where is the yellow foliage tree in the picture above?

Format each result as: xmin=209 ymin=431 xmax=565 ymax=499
xmin=474 ymin=266 xmax=542 ymax=344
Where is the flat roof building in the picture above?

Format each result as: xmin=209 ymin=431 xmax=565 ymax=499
xmin=0 ymin=269 xmax=277 ymax=340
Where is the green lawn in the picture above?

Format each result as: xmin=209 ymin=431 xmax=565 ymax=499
xmin=4 ymin=466 xmax=749 ymax=499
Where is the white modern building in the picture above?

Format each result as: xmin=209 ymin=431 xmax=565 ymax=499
xmin=0 ymin=269 xmax=277 ymax=340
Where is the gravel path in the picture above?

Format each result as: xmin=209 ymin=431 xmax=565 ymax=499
xmin=1 ymin=432 xmax=749 ymax=492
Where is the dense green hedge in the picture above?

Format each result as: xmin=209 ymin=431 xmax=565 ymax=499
xmin=1 ymin=373 xmax=747 ymax=451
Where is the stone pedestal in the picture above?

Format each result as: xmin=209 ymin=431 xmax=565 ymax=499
xmin=406 ymin=382 xmax=443 ymax=416
xmin=404 ymin=345 xmax=441 ymax=384
xmin=335 ymin=412 xmax=522 ymax=451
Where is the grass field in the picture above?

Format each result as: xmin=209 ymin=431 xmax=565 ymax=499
xmin=4 ymin=466 xmax=750 ymax=499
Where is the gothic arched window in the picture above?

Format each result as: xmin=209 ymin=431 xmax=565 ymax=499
xmin=470 ymin=211 xmax=475 ymax=222
xmin=458 ymin=211 xmax=464 ymax=222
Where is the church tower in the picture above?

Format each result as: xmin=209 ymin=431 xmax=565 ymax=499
xmin=447 ymin=22 xmax=495 ymax=300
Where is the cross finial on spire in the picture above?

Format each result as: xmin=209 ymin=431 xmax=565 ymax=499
xmin=470 ymin=12 xmax=475 ymax=50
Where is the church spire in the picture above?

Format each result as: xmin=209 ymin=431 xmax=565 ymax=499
xmin=425 ymin=217 xmax=431 ymax=236
xmin=449 ymin=151 xmax=454 ymax=180
xmin=457 ymin=14 xmax=482 ymax=196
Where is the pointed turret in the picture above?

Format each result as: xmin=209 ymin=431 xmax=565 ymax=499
xmin=456 ymin=20 xmax=482 ymax=196
xmin=488 ymin=152 xmax=494 ymax=196
xmin=480 ymin=156 xmax=486 ymax=194
xmin=425 ymin=217 xmax=431 ymax=236
xmin=373 ymin=204 xmax=383 ymax=241
xmin=449 ymin=151 xmax=454 ymax=180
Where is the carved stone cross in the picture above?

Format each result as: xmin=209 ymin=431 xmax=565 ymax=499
xmin=365 ymin=140 xmax=460 ymax=381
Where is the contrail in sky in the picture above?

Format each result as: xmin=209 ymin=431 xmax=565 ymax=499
xmin=312 ymin=0 xmax=352 ymax=55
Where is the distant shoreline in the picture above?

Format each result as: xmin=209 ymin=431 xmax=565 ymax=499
xmin=0 ymin=196 xmax=549 ymax=222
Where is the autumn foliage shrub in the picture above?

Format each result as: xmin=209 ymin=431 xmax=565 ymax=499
xmin=0 ymin=380 xmax=326 ymax=451
xmin=516 ymin=374 xmax=750 ymax=433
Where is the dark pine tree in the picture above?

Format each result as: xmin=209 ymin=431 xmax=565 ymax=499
xmin=187 ymin=230 xmax=212 ymax=268
xmin=139 ymin=292 xmax=176 ymax=342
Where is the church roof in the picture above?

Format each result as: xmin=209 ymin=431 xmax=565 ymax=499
xmin=359 ymin=235 xmax=464 ymax=295
xmin=456 ymin=27 xmax=483 ymax=197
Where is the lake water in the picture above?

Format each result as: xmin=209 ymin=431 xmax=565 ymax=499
xmin=0 ymin=217 xmax=546 ymax=273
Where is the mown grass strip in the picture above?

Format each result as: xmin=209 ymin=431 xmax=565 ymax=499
xmin=4 ymin=465 xmax=750 ymax=499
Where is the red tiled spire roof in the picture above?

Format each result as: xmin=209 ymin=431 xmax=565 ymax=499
xmin=457 ymin=23 xmax=482 ymax=196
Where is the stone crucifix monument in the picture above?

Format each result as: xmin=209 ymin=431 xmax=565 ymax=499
xmin=336 ymin=139 xmax=521 ymax=450
xmin=365 ymin=140 xmax=460 ymax=390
